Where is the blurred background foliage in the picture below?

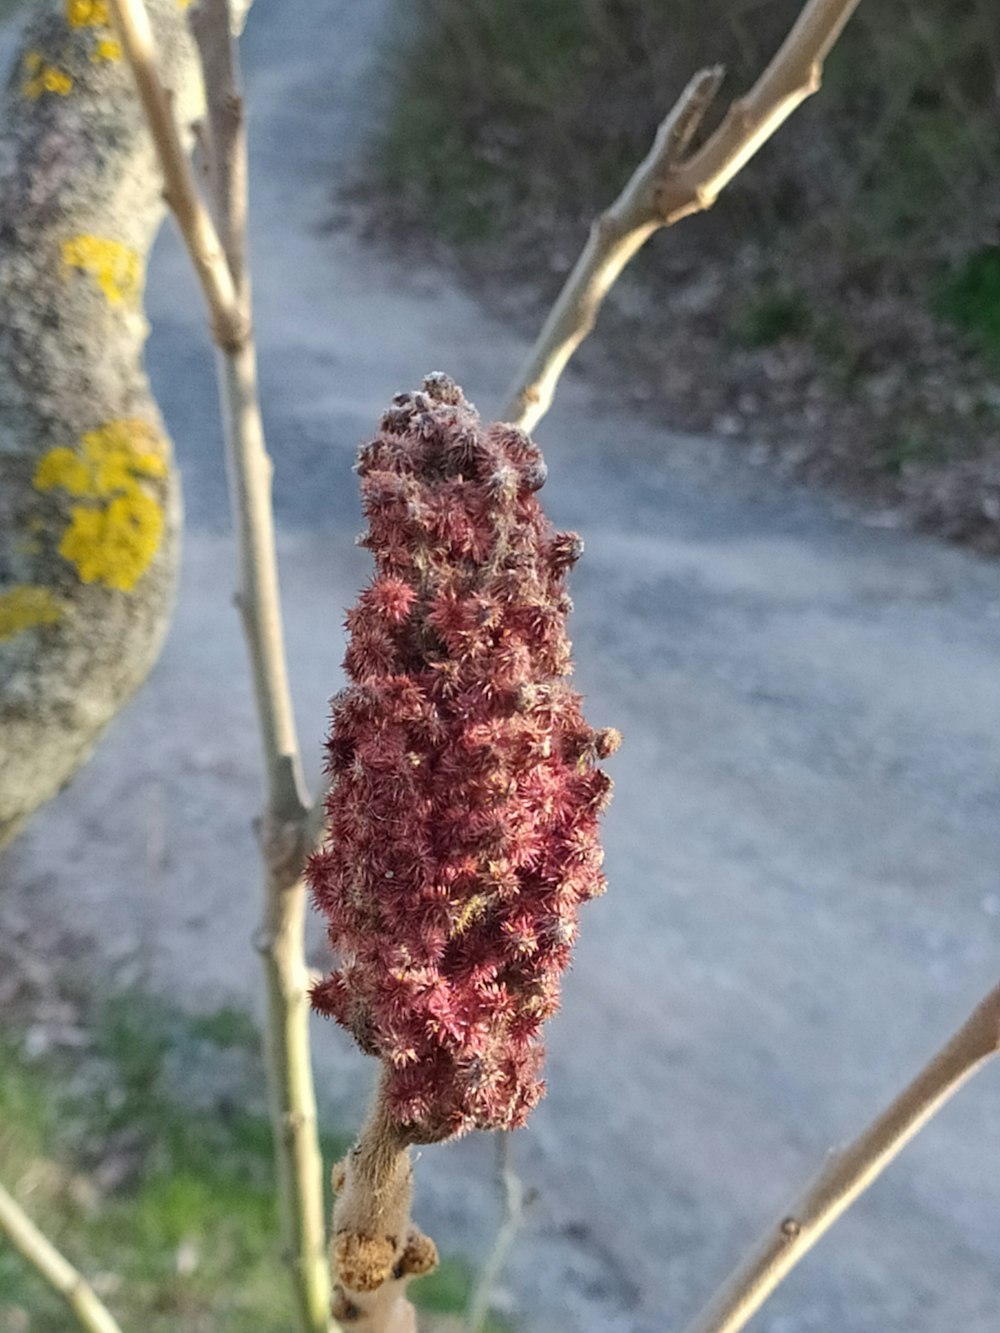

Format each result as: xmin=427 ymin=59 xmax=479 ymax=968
xmin=376 ymin=0 xmax=999 ymax=290
xmin=4 ymin=0 xmax=999 ymax=540
xmin=363 ymin=0 xmax=1000 ymax=548
xmin=0 ymin=993 xmax=502 ymax=1332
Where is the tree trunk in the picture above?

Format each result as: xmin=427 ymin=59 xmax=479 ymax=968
xmin=0 ymin=0 xmax=210 ymax=847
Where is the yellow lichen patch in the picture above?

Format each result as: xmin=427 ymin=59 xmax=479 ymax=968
xmin=66 ymin=0 xmax=110 ymax=24
xmin=91 ymin=37 xmax=122 ymax=62
xmin=65 ymin=3 xmax=122 ymax=60
xmin=0 ymin=586 xmax=64 ymax=641
xmin=62 ymin=235 xmax=142 ymax=307
xmin=59 ymin=491 xmax=163 ymax=589
xmin=22 ymin=51 xmax=73 ymax=99
xmin=34 ymin=420 xmax=168 ymax=592
xmin=34 ymin=445 xmax=92 ymax=496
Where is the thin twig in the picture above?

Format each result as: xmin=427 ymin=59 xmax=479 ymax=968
xmin=188 ymin=0 xmax=248 ymax=295
xmin=106 ymin=0 xmax=244 ymax=349
xmin=501 ymin=0 xmax=862 ymax=431
xmin=107 ymin=2 xmax=331 ymax=1329
xmin=466 ymin=1132 xmax=529 ymax=1333
xmin=0 ymin=1182 xmax=124 ymax=1333
xmin=683 ymin=979 xmax=1000 ymax=1333
xmin=498 ymin=65 xmax=721 ymax=433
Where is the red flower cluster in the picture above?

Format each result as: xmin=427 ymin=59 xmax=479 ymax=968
xmin=309 ymin=374 xmax=619 ymax=1143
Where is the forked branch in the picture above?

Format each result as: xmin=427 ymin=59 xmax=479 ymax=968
xmin=0 ymin=1183 xmax=124 ymax=1333
xmin=683 ymin=979 xmax=1000 ymax=1333
xmin=501 ymin=0 xmax=863 ymax=431
xmin=107 ymin=1 xmax=330 ymax=1329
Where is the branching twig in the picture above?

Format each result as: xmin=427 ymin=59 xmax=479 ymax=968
xmin=466 ymin=1133 xmax=530 ymax=1333
xmin=501 ymin=0 xmax=862 ymax=431
xmin=683 ymin=979 xmax=1000 ymax=1333
xmin=0 ymin=1182 xmax=124 ymax=1333
xmin=107 ymin=2 xmax=330 ymax=1329
xmin=499 ymin=66 xmax=720 ymax=433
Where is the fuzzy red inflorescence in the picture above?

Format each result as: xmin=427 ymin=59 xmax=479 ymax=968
xmin=308 ymin=373 xmax=619 ymax=1143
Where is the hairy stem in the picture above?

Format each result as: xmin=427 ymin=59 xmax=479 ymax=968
xmin=329 ymin=1082 xmax=438 ymax=1333
xmin=684 ymin=979 xmax=1000 ymax=1333
xmin=0 ymin=1183 xmax=124 ymax=1333
xmin=501 ymin=0 xmax=862 ymax=432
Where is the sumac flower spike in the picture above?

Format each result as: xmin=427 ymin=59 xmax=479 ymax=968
xmin=309 ymin=373 xmax=620 ymax=1145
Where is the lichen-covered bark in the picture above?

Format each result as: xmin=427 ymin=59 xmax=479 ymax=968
xmin=0 ymin=0 xmax=202 ymax=847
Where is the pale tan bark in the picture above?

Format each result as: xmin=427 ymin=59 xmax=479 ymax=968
xmin=501 ymin=0 xmax=863 ymax=432
xmin=106 ymin=0 xmax=331 ymax=1325
xmin=684 ymin=979 xmax=1000 ymax=1333
xmin=0 ymin=1181 xmax=123 ymax=1333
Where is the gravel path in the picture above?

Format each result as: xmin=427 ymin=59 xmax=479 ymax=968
xmin=3 ymin=3 xmax=1000 ymax=1330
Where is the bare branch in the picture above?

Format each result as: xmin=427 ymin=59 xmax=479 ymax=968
xmin=188 ymin=0 xmax=248 ymax=295
xmin=683 ymin=979 xmax=1000 ymax=1333
xmin=664 ymin=0 xmax=861 ymax=218
xmin=501 ymin=0 xmax=862 ymax=432
xmin=466 ymin=1132 xmax=530 ymax=1333
xmin=0 ymin=1182 xmax=124 ymax=1333
xmin=660 ymin=65 xmax=726 ymax=165
xmin=107 ymin=0 xmax=245 ymax=350
xmin=108 ymin=2 xmax=331 ymax=1328
xmin=499 ymin=67 xmax=721 ymax=432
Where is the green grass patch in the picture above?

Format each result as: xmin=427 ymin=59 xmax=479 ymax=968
xmin=873 ymin=420 xmax=945 ymax=475
xmin=934 ymin=247 xmax=1000 ymax=362
xmin=0 ymin=997 xmax=350 ymax=1333
xmin=417 ymin=1253 xmax=512 ymax=1331
xmin=373 ymin=0 xmax=594 ymax=246
xmin=380 ymin=91 xmax=502 ymax=244
xmin=730 ymin=286 xmax=812 ymax=348
xmin=0 ymin=995 xmax=507 ymax=1331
